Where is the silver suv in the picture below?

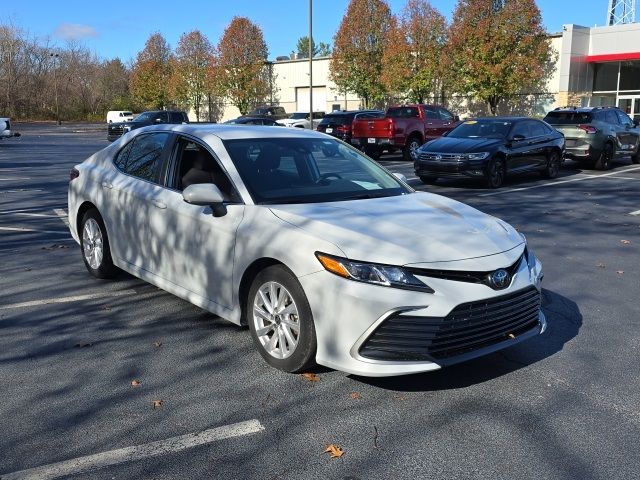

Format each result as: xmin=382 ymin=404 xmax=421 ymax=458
xmin=543 ymin=107 xmax=640 ymax=170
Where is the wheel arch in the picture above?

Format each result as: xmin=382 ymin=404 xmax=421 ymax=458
xmin=238 ymin=257 xmax=291 ymax=326
xmin=76 ymin=201 xmax=99 ymax=236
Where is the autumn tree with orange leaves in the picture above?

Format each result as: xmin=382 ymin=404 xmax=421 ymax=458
xmin=130 ymin=33 xmax=172 ymax=110
xmin=217 ymin=17 xmax=272 ymax=115
xmin=169 ymin=30 xmax=214 ymax=121
xmin=448 ymin=0 xmax=554 ymax=115
xmin=381 ymin=0 xmax=448 ymax=103
xmin=330 ymin=0 xmax=394 ymax=108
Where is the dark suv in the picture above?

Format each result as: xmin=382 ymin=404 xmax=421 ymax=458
xmin=248 ymin=106 xmax=288 ymax=120
xmin=107 ymin=110 xmax=189 ymax=142
xmin=543 ymin=106 xmax=640 ymax=169
xmin=316 ymin=110 xmax=383 ymax=144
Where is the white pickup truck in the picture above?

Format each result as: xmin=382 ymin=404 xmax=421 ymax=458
xmin=0 ymin=118 xmax=20 ymax=140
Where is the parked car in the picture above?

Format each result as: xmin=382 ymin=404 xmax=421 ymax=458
xmin=248 ymin=106 xmax=288 ymax=120
xmin=316 ymin=110 xmax=384 ymax=144
xmin=277 ymin=111 xmax=325 ymax=129
xmin=224 ymin=116 xmax=281 ymax=126
xmin=351 ymin=104 xmax=460 ymax=161
xmin=68 ymin=124 xmax=545 ymax=377
xmin=414 ymin=117 xmax=565 ymax=188
xmin=107 ymin=110 xmax=188 ymax=142
xmin=0 ymin=117 xmax=20 ymax=140
xmin=543 ymin=106 xmax=640 ymax=170
xmin=106 ymin=110 xmax=134 ymax=124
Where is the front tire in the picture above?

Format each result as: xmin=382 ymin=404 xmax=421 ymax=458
xmin=485 ymin=156 xmax=506 ymax=188
xmin=403 ymin=135 xmax=422 ymax=162
xmin=419 ymin=175 xmax=438 ymax=184
xmin=248 ymin=265 xmax=317 ymax=373
xmin=80 ymin=209 xmax=117 ymax=279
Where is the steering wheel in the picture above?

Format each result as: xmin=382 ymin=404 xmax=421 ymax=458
xmin=315 ymin=172 xmax=342 ymax=184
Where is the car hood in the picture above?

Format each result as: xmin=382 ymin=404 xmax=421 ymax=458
xmin=421 ymin=137 xmax=503 ymax=154
xmin=268 ymin=192 xmax=523 ymax=266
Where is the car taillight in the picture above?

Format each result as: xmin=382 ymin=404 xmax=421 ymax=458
xmin=577 ymin=124 xmax=597 ymax=134
xmin=337 ymin=125 xmax=350 ymax=133
xmin=69 ymin=168 xmax=79 ymax=181
xmin=387 ymin=119 xmax=394 ymax=130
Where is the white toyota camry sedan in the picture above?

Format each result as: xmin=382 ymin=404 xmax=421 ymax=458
xmin=68 ymin=124 xmax=545 ymax=377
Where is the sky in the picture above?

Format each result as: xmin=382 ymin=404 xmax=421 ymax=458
xmin=6 ymin=0 xmax=612 ymax=62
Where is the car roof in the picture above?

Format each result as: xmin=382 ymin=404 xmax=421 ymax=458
xmin=467 ymin=117 xmax=530 ymax=122
xmin=141 ymin=123 xmax=324 ymax=140
xmin=549 ymin=106 xmax=618 ymax=113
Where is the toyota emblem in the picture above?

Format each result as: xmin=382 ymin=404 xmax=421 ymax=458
xmin=488 ymin=269 xmax=510 ymax=289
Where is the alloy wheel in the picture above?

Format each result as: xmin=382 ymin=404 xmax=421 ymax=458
xmin=252 ymin=281 xmax=300 ymax=359
xmin=82 ymin=218 xmax=103 ymax=269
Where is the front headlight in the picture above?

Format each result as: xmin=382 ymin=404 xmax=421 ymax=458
xmin=123 ymin=125 xmax=131 ymax=132
xmin=524 ymin=245 xmax=543 ymax=285
xmin=315 ymin=252 xmax=434 ymax=293
xmin=466 ymin=152 xmax=491 ymax=160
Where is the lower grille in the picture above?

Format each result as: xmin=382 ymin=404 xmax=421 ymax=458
xmin=359 ymin=287 xmax=541 ymax=362
xmin=108 ymin=125 xmax=124 ymax=137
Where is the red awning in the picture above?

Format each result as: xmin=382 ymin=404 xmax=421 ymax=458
xmin=586 ymin=52 xmax=640 ymax=62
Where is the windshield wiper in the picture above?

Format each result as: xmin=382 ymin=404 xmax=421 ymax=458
xmin=337 ymin=192 xmax=391 ymax=201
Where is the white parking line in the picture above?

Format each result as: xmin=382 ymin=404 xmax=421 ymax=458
xmin=0 ymin=177 xmax=31 ymax=180
xmin=0 ymin=290 xmax=137 ymax=310
xmin=630 ymin=209 xmax=640 ymax=216
xmin=53 ymin=208 xmax=69 ymax=226
xmin=0 ymin=419 xmax=265 ymax=480
xmin=0 ymin=226 xmax=69 ymax=235
xmin=13 ymin=212 xmax=58 ymax=218
xmin=479 ymin=165 xmax=640 ymax=197
xmin=0 ymin=188 xmax=44 ymax=194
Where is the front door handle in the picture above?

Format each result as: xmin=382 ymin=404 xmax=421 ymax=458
xmin=101 ymin=181 xmax=113 ymax=189
xmin=152 ymin=200 xmax=167 ymax=209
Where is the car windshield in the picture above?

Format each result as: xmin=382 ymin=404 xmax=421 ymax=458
xmin=133 ymin=112 xmax=154 ymax=122
xmin=290 ymin=113 xmax=308 ymax=120
xmin=123 ymin=112 xmax=133 ymax=116
xmin=223 ymin=137 xmax=410 ymax=204
xmin=448 ymin=120 xmax=513 ymax=139
xmin=543 ymin=111 xmax=593 ymax=125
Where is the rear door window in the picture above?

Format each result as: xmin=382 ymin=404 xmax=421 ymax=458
xmin=114 ymin=132 xmax=170 ymax=183
xmin=387 ymin=107 xmax=420 ymax=118
xmin=529 ymin=121 xmax=547 ymax=137
xmin=605 ymin=110 xmax=620 ymax=125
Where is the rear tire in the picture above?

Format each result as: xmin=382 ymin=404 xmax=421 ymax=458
xmin=542 ymin=150 xmax=562 ymax=179
xmin=248 ymin=265 xmax=317 ymax=373
xmin=485 ymin=156 xmax=506 ymax=188
xmin=365 ymin=146 xmax=381 ymax=160
xmin=632 ymin=149 xmax=640 ymax=164
xmin=80 ymin=209 xmax=118 ymax=279
xmin=595 ymin=143 xmax=614 ymax=170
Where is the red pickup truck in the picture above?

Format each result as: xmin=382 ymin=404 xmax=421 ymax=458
xmin=351 ymin=104 xmax=460 ymax=161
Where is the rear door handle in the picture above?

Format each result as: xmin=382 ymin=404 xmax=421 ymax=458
xmin=101 ymin=181 xmax=113 ymax=189
xmin=153 ymin=200 xmax=167 ymax=209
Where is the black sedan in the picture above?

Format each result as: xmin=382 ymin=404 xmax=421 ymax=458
xmin=224 ymin=115 xmax=281 ymax=126
xmin=414 ymin=117 xmax=565 ymax=188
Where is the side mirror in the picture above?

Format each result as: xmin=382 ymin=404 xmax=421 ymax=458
xmin=393 ymin=172 xmax=408 ymax=183
xmin=633 ymin=118 xmax=639 ymax=127
xmin=182 ymin=183 xmax=227 ymax=217
xmin=454 ymin=115 xmax=460 ymax=122
xmin=155 ymin=118 xmax=163 ymax=123
xmin=511 ymin=134 xmax=526 ymax=142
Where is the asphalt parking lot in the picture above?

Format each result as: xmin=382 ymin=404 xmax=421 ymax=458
xmin=1 ymin=123 xmax=639 ymax=480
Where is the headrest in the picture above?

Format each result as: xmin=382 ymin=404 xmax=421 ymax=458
xmin=192 ymin=149 xmax=211 ymax=171
xmin=255 ymin=148 xmax=281 ymax=172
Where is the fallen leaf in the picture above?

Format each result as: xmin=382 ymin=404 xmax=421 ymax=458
xmin=301 ymin=372 xmax=319 ymax=382
xmin=130 ymin=379 xmax=141 ymax=387
xmin=74 ymin=342 xmax=93 ymax=348
xmin=617 ymin=270 xmax=624 ymax=275
xmin=152 ymin=399 xmax=163 ymax=409
xmin=373 ymin=426 xmax=379 ymax=449
xmin=621 ymin=240 xmax=631 ymax=245
xmin=101 ymin=305 xmax=111 ymax=311
xmin=323 ymin=444 xmax=344 ymax=458
xmin=596 ymin=263 xmax=606 ymax=268
xmin=536 ymin=229 xmax=545 ymax=233
xmin=153 ymin=341 xmax=162 ymax=348
xmin=350 ymin=392 xmax=360 ymax=400
xmin=394 ymin=394 xmax=406 ymax=401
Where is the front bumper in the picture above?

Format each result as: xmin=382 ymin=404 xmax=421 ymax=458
xmin=299 ymin=254 xmax=544 ymax=377
xmin=414 ymin=159 xmax=487 ymax=179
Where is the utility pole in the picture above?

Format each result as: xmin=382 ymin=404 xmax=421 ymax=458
xmin=50 ymin=53 xmax=61 ymax=125
xmin=308 ymin=0 xmax=313 ymax=129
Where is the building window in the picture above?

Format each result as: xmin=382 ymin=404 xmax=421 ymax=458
xmin=619 ymin=62 xmax=640 ymax=91
xmin=593 ymin=63 xmax=618 ymax=92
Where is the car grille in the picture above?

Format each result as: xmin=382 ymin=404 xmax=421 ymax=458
xmin=359 ymin=286 xmax=541 ymax=362
xmin=405 ymin=253 xmax=524 ymax=290
xmin=418 ymin=152 xmax=466 ymax=162
xmin=108 ymin=125 xmax=124 ymax=137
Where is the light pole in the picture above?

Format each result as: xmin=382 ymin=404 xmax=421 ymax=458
xmin=50 ymin=53 xmax=60 ymax=125
xmin=308 ymin=0 xmax=313 ymax=129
